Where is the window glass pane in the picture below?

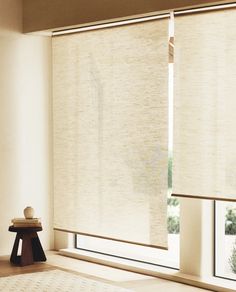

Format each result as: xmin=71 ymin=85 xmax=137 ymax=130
xmin=215 ymin=201 xmax=236 ymax=281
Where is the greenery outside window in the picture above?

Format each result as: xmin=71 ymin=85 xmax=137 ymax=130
xmin=215 ymin=202 xmax=236 ymax=281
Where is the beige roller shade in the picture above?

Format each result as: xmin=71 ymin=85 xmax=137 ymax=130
xmin=53 ymin=18 xmax=169 ymax=248
xmin=173 ymin=9 xmax=236 ymax=201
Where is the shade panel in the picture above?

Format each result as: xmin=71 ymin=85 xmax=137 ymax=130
xmin=53 ymin=19 xmax=169 ymax=248
xmin=173 ymin=10 xmax=236 ymax=201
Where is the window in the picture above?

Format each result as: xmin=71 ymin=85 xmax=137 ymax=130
xmin=215 ymin=202 xmax=236 ymax=281
xmin=55 ymin=5 xmax=236 ymax=290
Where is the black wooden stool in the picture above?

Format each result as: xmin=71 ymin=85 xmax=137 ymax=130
xmin=9 ymin=225 xmax=47 ymax=266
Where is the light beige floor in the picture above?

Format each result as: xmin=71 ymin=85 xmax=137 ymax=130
xmin=0 ymin=251 xmax=212 ymax=292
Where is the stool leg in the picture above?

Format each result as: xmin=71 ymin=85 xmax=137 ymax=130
xmin=31 ymin=233 xmax=47 ymax=262
xmin=21 ymin=233 xmax=34 ymax=266
xmin=10 ymin=233 xmax=21 ymax=264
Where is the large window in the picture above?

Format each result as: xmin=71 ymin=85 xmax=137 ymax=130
xmin=55 ymin=5 xmax=236 ymax=290
xmin=215 ymin=202 xmax=236 ymax=281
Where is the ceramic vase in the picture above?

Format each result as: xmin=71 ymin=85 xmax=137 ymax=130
xmin=24 ymin=206 xmax=34 ymax=219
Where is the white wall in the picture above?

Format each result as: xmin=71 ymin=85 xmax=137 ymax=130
xmin=0 ymin=0 xmax=53 ymax=255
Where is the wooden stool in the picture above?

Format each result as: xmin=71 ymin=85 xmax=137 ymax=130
xmin=8 ymin=225 xmax=47 ymax=266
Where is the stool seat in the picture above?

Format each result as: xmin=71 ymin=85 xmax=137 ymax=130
xmin=9 ymin=225 xmax=47 ymax=266
xmin=9 ymin=226 xmax=43 ymax=233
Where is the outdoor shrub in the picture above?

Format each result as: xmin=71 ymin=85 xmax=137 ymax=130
xmin=167 ymin=216 xmax=180 ymax=234
xmin=167 ymin=197 xmax=179 ymax=207
xmin=229 ymin=239 xmax=236 ymax=274
xmin=225 ymin=207 xmax=236 ymax=235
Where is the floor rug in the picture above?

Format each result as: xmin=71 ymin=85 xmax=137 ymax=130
xmin=0 ymin=269 xmax=132 ymax=292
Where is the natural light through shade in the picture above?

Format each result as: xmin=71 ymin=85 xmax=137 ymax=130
xmin=75 ymin=61 xmax=180 ymax=270
xmin=53 ymin=16 xmax=169 ymax=248
xmin=75 ymin=15 xmax=180 ymax=269
xmin=173 ymin=9 xmax=236 ymax=201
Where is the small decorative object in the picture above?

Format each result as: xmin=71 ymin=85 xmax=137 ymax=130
xmin=23 ymin=206 xmax=34 ymax=219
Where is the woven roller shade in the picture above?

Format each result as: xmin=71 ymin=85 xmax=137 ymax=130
xmin=173 ymin=9 xmax=236 ymax=201
xmin=53 ymin=18 xmax=169 ymax=248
